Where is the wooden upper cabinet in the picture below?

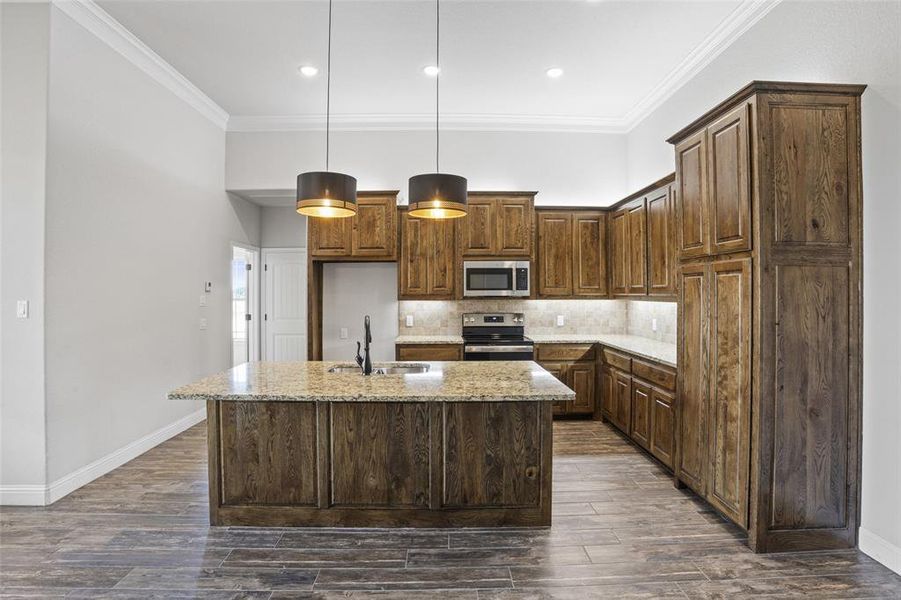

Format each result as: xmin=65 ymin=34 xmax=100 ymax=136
xmin=647 ymin=186 xmax=676 ymax=296
xmin=572 ymin=212 xmax=608 ymax=297
xmin=309 ymin=193 xmax=397 ymax=259
xmin=610 ymin=210 xmax=629 ymax=296
xmin=460 ymin=195 xmax=534 ymax=257
xmin=460 ymin=198 xmax=496 ymax=256
xmin=675 ymin=131 xmax=710 ymax=259
xmin=309 ymin=214 xmax=352 ymax=257
xmin=497 ymin=197 xmax=533 ymax=255
xmin=536 ymin=212 xmax=573 ymax=297
xmin=399 ymin=211 xmax=455 ymax=299
xmin=707 ymin=104 xmax=751 ymax=255
xmin=626 ymin=199 xmax=648 ymax=295
xmin=352 ymin=196 xmax=397 ymax=258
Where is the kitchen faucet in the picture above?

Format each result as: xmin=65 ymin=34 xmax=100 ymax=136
xmin=355 ymin=315 xmax=373 ymax=375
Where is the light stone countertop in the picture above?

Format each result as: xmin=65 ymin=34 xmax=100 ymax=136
xmin=528 ymin=334 xmax=677 ymax=368
xmin=395 ymin=335 xmax=464 ymax=345
xmin=168 ymin=360 xmax=574 ymax=403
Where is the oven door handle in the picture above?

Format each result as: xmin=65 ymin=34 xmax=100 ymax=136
xmin=464 ymin=345 xmax=534 ymax=353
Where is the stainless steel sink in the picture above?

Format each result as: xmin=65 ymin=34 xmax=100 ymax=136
xmin=327 ymin=364 xmax=430 ymax=375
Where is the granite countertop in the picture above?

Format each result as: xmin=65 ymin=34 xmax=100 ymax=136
xmin=529 ymin=334 xmax=677 ymax=368
xmin=395 ymin=335 xmax=464 ymax=345
xmin=168 ymin=360 xmax=574 ymax=403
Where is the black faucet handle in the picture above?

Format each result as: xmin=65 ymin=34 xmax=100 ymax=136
xmin=355 ymin=341 xmax=363 ymax=367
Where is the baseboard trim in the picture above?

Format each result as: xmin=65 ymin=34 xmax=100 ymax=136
xmin=0 ymin=408 xmax=206 ymax=506
xmin=859 ymin=527 xmax=901 ymax=575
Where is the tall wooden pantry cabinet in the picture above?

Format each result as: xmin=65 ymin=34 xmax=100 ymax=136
xmin=669 ymin=81 xmax=865 ymax=553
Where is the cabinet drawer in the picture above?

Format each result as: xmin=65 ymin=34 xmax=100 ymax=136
xmin=601 ymin=348 xmax=631 ymax=372
xmin=396 ymin=344 xmax=462 ymax=361
xmin=632 ymin=359 xmax=676 ymax=391
xmin=536 ymin=344 xmax=595 ymax=362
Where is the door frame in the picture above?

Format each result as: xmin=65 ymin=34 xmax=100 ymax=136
xmin=261 ymin=247 xmax=308 ymax=361
xmin=231 ymin=242 xmax=261 ymax=364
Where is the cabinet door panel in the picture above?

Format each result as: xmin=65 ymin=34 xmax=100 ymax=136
xmin=573 ymin=212 xmax=608 ymax=297
xmin=352 ymin=197 xmax=396 ymax=258
xmin=396 ymin=344 xmax=462 ymax=361
xmin=708 ymin=258 xmax=751 ymax=527
xmin=399 ymin=214 xmax=428 ymax=296
xmin=461 ymin=199 xmax=496 ymax=256
xmin=627 ymin=200 xmax=648 ymax=295
xmin=600 ymin=368 xmax=614 ymax=420
xmin=630 ymin=379 xmax=652 ymax=450
xmin=677 ymin=264 xmax=709 ymax=494
xmin=647 ymin=186 xmax=675 ymax=296
xmin=498 ymin=198 xmax=532 ymax=256
xmin=610 ymin=211 xmax=629 ymax=295
xmin=309 ymin=217 xmax=352 ymax=257
xmin=675 ymin=131 xmax=709 ymax=259
xmin=613 ymin=369 xmax=632 ymax=433
xmin=537 ymin=213 xmax=573 ymax=297
xmin=429 ymin=219 xmax=456 ymax=296
xmin=650 ymin=388 xmax=675 ymax=469
xmin=570 ymin=362 xmax=596 ymax=415
xmin=707 ymin=104 xmax=751 ymax=255
xmin=541 ymin=362 xmax=569 ymax=415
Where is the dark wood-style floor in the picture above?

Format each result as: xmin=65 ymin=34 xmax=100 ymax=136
xmin=1 ymin=421 xmax=899 ymax=599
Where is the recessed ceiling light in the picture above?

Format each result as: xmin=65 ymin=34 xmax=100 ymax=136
xmin=546 ymin=67 xmax=564 ymax=79
xmin=298 ymin=65 xmax=319 ymax=77
xmin=423 ymin=65 xmax=440 ymax=77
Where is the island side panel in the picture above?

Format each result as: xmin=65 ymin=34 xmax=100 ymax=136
xmin=206 ymin=400 xmax=221 ymax=525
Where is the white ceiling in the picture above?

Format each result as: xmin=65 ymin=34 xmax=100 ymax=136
xmin=96 ymin=0 xmax=766 ymax=131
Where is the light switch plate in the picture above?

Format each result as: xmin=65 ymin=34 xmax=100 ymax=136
xmin=406 ymin=315 xmax=414 ymax=327
xmin=652 ymin=318 xmax=658 ymax=332
xmin=556 ymin=315 xmax=565 ymax=327
xmin=340 ymin=327 xmax=348 ymax=339
xmin=16 ymin=300 xmax=29 ymax=319
xmin=199 ymin=318 xmax=208 ymax=330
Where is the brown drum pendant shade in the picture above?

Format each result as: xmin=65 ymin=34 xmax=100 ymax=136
xmin=407 ymin=173 xmax=467 ymax=219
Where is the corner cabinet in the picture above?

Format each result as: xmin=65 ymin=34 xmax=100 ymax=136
xmin=535 ymin=344 xmax=597 ymax=417
xmin=308 ymin=192 xmax=398 ymax=260
xmin=536 ymin=210 xmax=607 ymax=298
xmin=610 ymin=180 xmax=676 ymax=299
xmin=670 ymin=81 xmax=864 ymax=552
xmin=398 ymin=210 xmax=456 ymax=300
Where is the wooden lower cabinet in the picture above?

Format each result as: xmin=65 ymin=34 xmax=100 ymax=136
xmin=600 ymin=346 xmax=677 ymax=472
xmin=395 ymin=344 xmax=462 ymax=361
xmin=536 ymin=345 xmax=597 ymax=417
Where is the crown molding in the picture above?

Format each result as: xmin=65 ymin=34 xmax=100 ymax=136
xmin=53 ymin=0 xmax=229 ymax=130
xmin=622 ymin=0 xmax=783 ymax=131
xmin=227 ymin=113 xmax=627 ymax=134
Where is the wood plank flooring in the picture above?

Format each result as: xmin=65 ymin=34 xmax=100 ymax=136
xmin=1 ymin=420 xmax=899 ymax=598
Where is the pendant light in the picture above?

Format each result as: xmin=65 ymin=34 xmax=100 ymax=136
xmin=297 ymin=0 xmax=357 ymax=219
xmin=407 ymin=0 xmax=467 ymax=219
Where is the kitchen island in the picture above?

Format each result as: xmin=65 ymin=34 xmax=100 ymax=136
xmin=169 ymin=360 xmax=573 ymax=528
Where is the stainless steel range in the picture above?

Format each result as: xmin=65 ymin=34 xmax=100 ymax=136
xmin=462 ymin=313 xmax=534 ymax=361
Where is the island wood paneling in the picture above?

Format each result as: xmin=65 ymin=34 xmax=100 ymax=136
xmin=443 ymin=402 xmax=543 ymax=508
xmin=217 ymin=402 xmax=318 ymax=507
xmin=329 ymin=403 xmax=430 ymax=508
xmin=209 ymin=400 xmax=553 ymax=527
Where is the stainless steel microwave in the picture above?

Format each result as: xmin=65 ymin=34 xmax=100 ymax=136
xmin=463 ymin=261 xmax=530 ymax=297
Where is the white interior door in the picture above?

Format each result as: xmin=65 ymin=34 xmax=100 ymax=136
xmin=262 ymin=248 xmax=307 ymax=360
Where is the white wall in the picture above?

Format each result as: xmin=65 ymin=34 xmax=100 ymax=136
xmin=261 ymin=206 xmax=306 ymax=248
xmin=227 ymin=129 xmax=629 ymax=207
xmin=0 ymin=2 xmax=50 ymax=497
xmin=40 ymin=7 xmax=260 ymax=486
xmin=322 ymin=263 xmax=398 ymax=362
xmin=625 ymin=0 xmax=901 ymax=571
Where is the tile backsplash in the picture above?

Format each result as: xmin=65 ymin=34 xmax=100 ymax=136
xmin=398 ymin=299 xmax=679 ymax=342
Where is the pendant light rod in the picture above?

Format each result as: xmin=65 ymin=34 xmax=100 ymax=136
xmin=435 ymin=0 xmax=439 ymax=172
xmin=326 ymin=0 xmax=332 ymax=171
